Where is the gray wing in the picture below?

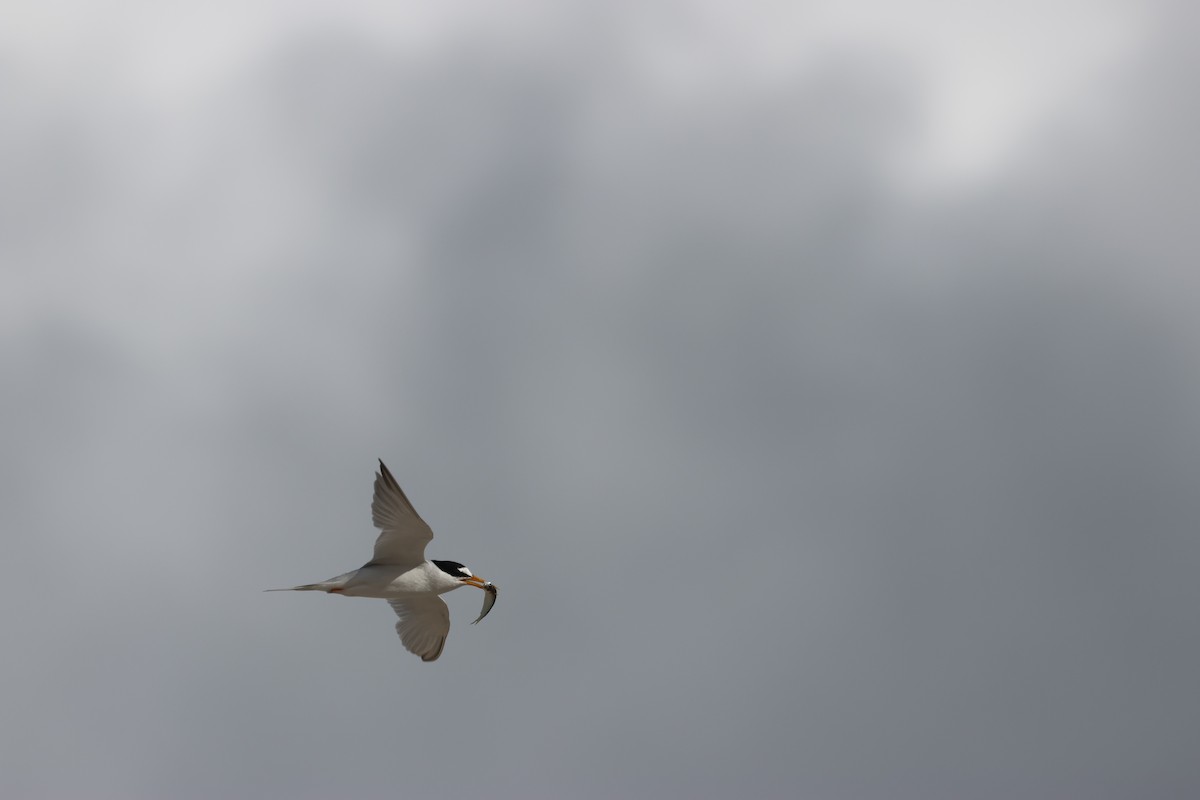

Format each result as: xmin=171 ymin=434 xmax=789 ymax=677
xmin=387 ymin=596 xmax=450 ymax=662
xmin=367 ymin=460 xmax=434 ymax=567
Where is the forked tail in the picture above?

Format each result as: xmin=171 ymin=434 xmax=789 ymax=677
xmin=263 ymin=583 xmax=333 ymax=592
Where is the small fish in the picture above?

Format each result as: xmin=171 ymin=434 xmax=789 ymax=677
xmin=472 ymin=582 xmax=498 ymax=624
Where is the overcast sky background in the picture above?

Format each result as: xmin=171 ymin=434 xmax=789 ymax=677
xmin=3 ymin=2 xmax=1198 ymax=798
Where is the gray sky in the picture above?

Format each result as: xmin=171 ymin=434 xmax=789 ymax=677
xmin=3 ymin=2 xmax=1198 ymax=798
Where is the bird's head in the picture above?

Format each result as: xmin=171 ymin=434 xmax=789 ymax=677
xmin=432 ymin=559 xmax=498 ymax=624
xmin=432 ymin=559 xmax=489 ymax=589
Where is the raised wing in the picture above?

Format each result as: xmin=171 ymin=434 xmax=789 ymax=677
xmin=367 ymin=460 xmax=434 ymax=567
xmin=388 ymin=596 xmax=450 ymax=662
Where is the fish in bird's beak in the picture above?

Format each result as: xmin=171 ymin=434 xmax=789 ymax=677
xmin=471 ymin=581 xmax=498 ymax=624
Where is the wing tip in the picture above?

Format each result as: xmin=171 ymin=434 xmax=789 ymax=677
xmin=376 ymin=459 xmax=403 ymax=495
xmin=422 ymin=637 xmax=446 ymax=662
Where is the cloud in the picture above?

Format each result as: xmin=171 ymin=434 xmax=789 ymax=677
xmin=2 ymin=2 xmax=1197 ymax=798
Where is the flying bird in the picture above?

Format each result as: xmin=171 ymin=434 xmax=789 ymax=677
xmin=269 ymin=460 xmax=497 ymax=661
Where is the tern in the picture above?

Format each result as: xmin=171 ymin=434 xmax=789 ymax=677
xmin=269 ymin=460 xmax=497 ymax=662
